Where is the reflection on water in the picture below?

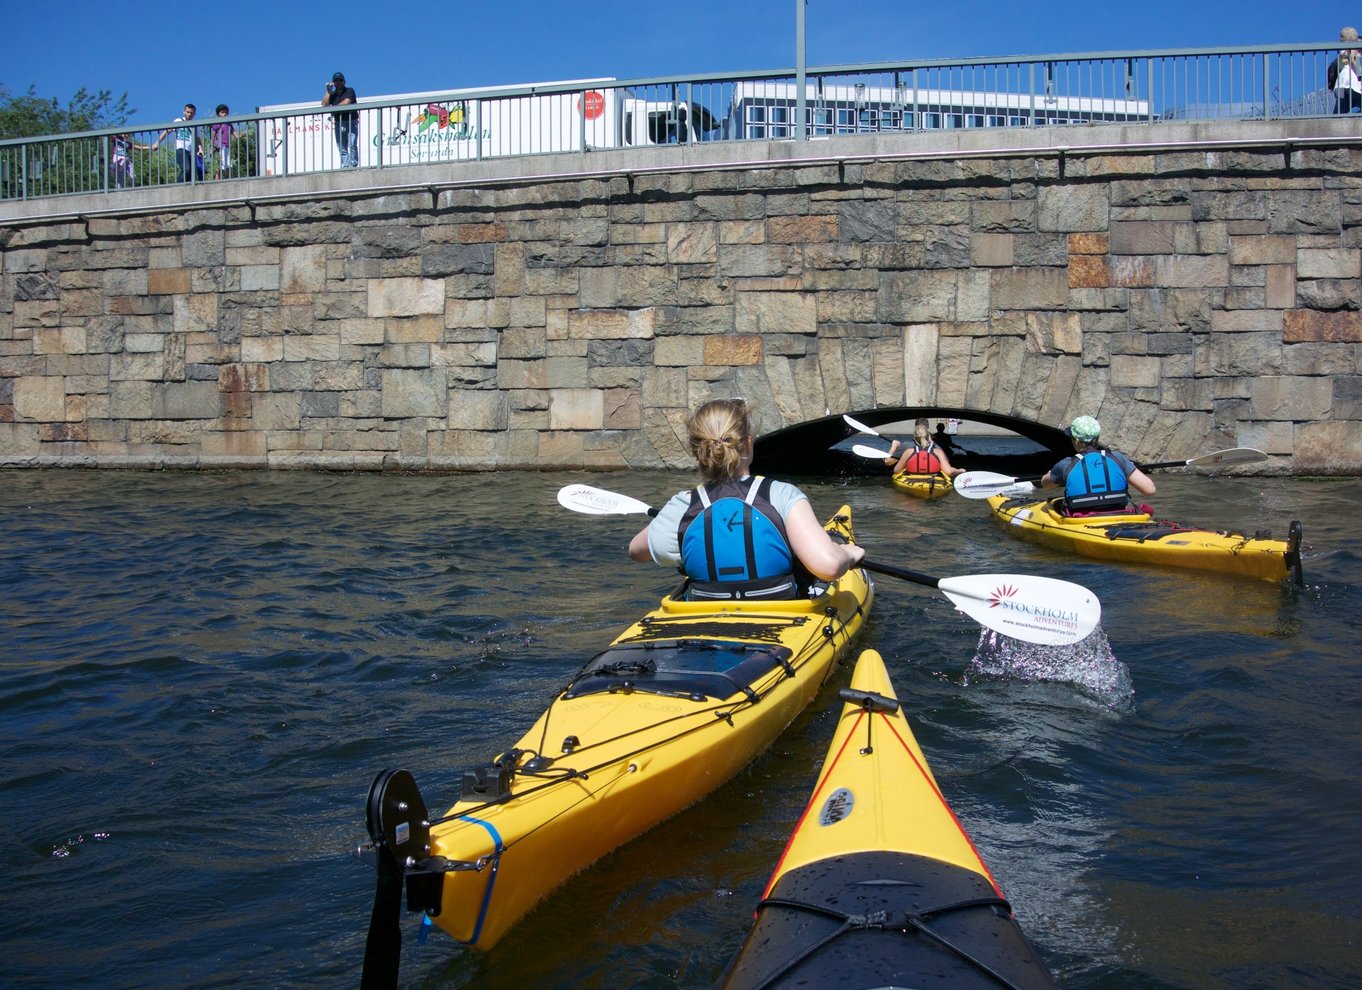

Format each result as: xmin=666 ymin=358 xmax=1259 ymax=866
xmin=1 ymin=470 xmax=1360 ymax=989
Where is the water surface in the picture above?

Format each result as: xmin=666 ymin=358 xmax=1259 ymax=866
xmin=2 ymin=469 xmax=1358 ymax=988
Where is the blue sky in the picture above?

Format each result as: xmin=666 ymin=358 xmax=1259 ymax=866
xmin=3 ymin=1 xmax=1340 ymax=128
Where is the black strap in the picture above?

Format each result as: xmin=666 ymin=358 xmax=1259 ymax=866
xmin=702 ymin=505 xmax=718 ymax=581
xmin=742 ymin=501 xmax=757 ymax=579
xmin=747 ymin=893 xmax=1025 ymax=990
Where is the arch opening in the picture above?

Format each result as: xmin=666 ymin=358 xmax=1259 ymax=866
xmin=753 ymin=409 xmax=1069 ymax=479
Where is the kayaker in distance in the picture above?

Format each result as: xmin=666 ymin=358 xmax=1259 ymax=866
xmin=882 ymin=418 xmax=963 ymax=477
xmin=1037 ymin=415 xmax=1156 ymax=514
xmin=628 ymin=398 xmax=865 ymax=600
xmin=933 ymin=421 xmax=971 ymax=461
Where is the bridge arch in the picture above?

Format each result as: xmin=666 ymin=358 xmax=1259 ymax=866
xmin=754 ymin=408 xmax=1065 ymax=478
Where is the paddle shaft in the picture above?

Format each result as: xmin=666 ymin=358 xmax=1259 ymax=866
xmin=969 ymin=446 xmax=1267 ymax=491
xmin=1140 ymin=457 xmax=1215 ymax=471
xmin=555 ymin=483 xmax=1101 ymax=644
xmin=860 ymin=558 xmax=942 ymax=591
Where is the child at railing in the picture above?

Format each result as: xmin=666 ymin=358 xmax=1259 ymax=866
xmin=110 ymin=133 xmax=146 ymax=189
xmin=211 ymin=105 xmax=235 ymax=179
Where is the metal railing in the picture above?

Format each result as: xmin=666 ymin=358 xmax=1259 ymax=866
xmin=0 ymin=42 xmax=1349 ymax=204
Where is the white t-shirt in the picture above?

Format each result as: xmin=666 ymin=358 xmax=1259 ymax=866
xmin=171 ymin=118 xmax=196 ymax=151
xmin=1337 ymin=52 xmax=1362 ymax=94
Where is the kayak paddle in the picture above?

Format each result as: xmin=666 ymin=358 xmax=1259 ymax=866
xmin=1137 ymin=447 xmax=1268 ymax=471
xmin=556 ymin=484 xmax=1101 ymax=646
xmin=843 ymin=413 xmax=885 ymax=437
xmin=556 ymin=483 xmax=657 ymax=516
xmin=952 ymin=446 xmax=1269 ymax=501
xmin=953 ymin=472 xmax=1038 ymax=500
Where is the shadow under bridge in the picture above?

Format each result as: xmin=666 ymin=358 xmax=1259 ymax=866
xmin=751 ymin=408 xmax=1069 ymax=479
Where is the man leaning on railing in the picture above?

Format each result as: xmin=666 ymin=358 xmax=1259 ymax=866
xmin=322 ymin=72 xmax=359 ymax=168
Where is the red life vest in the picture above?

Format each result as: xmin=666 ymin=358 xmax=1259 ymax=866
xmin=901 ymin=442 xmax=942 ymax=474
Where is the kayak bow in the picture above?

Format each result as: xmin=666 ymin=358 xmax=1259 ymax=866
xmin=719 ymin=648 xmax=1057 ymax=990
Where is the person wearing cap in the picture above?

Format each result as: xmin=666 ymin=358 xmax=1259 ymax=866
xmin=1038 ymin=416 xmax=1155 ymax=514
xmin=321 ymin=71 xmax=359 ymax=167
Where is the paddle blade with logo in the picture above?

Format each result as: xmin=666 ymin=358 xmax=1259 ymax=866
xmin=936 ymin=573 xmax=1101 ymax=646
xmin=953 ymin=471 xmax=1036 ymax=500
xmin=556 ymin=484 xmax=655 ymax=516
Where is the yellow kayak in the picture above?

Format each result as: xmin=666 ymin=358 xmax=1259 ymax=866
xmin=986 ymin=494 xmax=1303 ymax=583
xmin=719 ymin=649 xmax=1057 ymax=989
xmin=360 ymin=507 xmax=872 ymax=959
xmin=891 ymin=471 xmax=953 ymax=500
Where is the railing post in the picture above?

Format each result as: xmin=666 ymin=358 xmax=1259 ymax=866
xmin=1147 ymin=58 xmax=1155 ymax=123
xmin=1263 ymin=53 xmax=1272 ymax=121
xmin=795 ymin=0 xmax=807 ymax=141
xmin=912 ymin=68 xmax=919 ymax=131
xmin=1029 ymin=63 xmax=1036 ymax=125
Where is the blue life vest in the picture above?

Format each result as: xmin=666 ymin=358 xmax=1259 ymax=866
xmin=1064 ymin=450 xmax=1130 ymax=513
xmin=677 ymin=477 xmax=799 ymax=600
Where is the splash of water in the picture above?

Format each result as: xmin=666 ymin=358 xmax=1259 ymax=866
xmin=963 ymin=625 xmax=1133 ymax=708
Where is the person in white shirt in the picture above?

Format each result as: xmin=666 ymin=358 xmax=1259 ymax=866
xmin=1334 ymin=27 xmax=1362 ymax=114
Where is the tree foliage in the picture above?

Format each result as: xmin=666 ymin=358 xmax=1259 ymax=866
xmin=0 ymin=84 xmax=134 ymax=140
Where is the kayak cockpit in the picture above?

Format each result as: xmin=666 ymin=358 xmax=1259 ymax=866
xmin=562 ymin=639 xmax=796 ymax=702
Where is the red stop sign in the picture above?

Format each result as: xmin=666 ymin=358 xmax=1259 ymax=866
xmin=579 ymin=90 xmax=605 ymax=120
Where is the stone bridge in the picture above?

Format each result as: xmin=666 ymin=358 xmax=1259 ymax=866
xmin=2 ymin=117 xmax=1360 ymax=474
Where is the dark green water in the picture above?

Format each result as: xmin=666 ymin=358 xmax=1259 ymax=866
xmin=3 ymin=469 xmax=1359 ymax=989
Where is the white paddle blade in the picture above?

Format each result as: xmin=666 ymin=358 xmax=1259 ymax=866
xmin=556 ymin=484 xmax=652 ymax=516
xmin=1187 ymin=447 xmax=1268 ymax=469
xmin=842 ymin=414 xmax=882 ymax=437
xmin=938 ymin=574 xmax=1101 ymax=646
xmin=851 ymin=443 xmax=893 ymax=459
xmin=953 ymin=471 xmax=1031 ymax=500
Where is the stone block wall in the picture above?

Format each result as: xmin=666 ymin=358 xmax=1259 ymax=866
xmin=2 ymin=134 xmax=1360 ymax=474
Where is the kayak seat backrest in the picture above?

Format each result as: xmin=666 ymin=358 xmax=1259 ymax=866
xmin=563 ymin=641 xmax=797 ymax=702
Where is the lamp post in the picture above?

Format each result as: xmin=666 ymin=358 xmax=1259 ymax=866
xmin=795 ymin=0 xmax=807 ymax=141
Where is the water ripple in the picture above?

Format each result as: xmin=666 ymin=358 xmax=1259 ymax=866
xmin=1 ymin=470 xmax=1359 ymax=989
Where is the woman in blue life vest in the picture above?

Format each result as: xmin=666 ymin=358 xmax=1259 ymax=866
xmin=881 ymin=418 xmax=963 ymax=478
xmin=628 ymin=398 xmax=865 ymax=600
xmin=1037 ymin=415 xmax=1155 ymax=514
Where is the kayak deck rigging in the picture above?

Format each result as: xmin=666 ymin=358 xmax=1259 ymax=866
xmin=753 ymin=875 xmax=1023 ymax=990
xmin=356 ymin=505 xmax=875 ymax=972
xmin=434 ymin=623 xmax=850 ymax=826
